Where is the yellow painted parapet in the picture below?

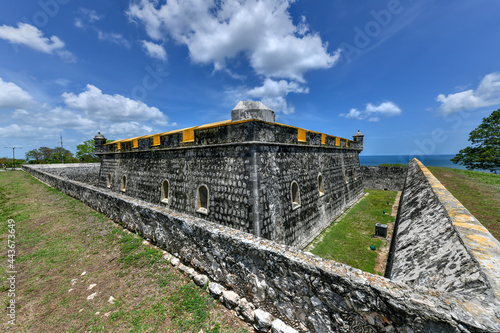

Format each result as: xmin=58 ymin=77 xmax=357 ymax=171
xmin=297 ymin=128 xmax=307 ymax=142
xmin=321 ymin=134 xmax=326 ymax=145
xmin=132 ymin=139 xmax=138 ymax=148
xmin=415 ymin=158 xmax=500 ymax=299
xmin=152 ymin=134 xmax=161 ymax=146
xmin=116 ymin=142 xmax=121 ymax=151
xmin=182 ymin=128 xmax=195 ymax=143
xmin=335 ymin=137 xmax=340 ymax=146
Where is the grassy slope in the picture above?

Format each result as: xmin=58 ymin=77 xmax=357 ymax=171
xmin=427 ymin=167 xmax=500 ymax=241
xmin=309 ymin=189 xmax=397 ymax=274
xmin=0 ymin=171 xmax=252 ymax=333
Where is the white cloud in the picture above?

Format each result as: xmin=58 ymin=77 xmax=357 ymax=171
xmin=62 ymin=84 xmax=167 ymax=123
xmin=340 ymin=101 xmax=402 ymax=121
xmin=246 ymin=78 xmax=308 ymax=114
xmin=0 ymin=23 xmax=74 ymax=61
xmin=97 ymin=31 xmax=131 ymax=48
xmin=0 ymin=124 xmax=48 ymax=138
xmin=127 ymin=0 xmax=339 ymax=82
xmin=141 ymin=40 xmax=167 ymax=60
xmin=0 ymin=78 xmax=34 ymax=110
xmin=437 ymin=72 xmax=500 ymax=114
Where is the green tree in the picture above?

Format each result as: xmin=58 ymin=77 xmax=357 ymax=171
xmin=26 ymin=149 xmax=43 ymax=164
xmin=451 ymin=109 xmax=500 ymax=173
xmin=76 ymin=139 xmax=98 ymax=162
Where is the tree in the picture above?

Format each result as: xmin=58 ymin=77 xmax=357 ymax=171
xmin=451 ymin=109 xmax=500 ymax=173
xmin=76 ymin=139 xmax=98 ymax=162
xmin=26 ymin=149 xmax=43 ymax=164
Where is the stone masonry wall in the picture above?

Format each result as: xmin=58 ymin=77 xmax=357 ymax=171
xmin=28 ymin=163 xmax=100 ymax=186
xmin=99 ymin=143 xmax=363 ymax=247
xmin=23 ymin=164 xmax=500 ymax=332
xmin=360 ymin=166 xmax=407 ymax=191
xmin=388 ymin=159 xmax=500 ymax=303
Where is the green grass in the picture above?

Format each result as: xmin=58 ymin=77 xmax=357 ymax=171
xmin=427 ymin=167 xmax=500 ymax=240
xmin=309 ymin=189 xmax=397 ymax=274
xmin=0 ymin=171 xmax=251 ymax=332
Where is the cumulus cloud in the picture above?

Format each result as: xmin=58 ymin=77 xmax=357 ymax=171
xmin=127 ymin=0 xmax=339 ymax=82
xmin=0 ymin=23 xmax=74 ymax=61
xmin=75 ymin=9 xmax=130 ymax=48
xmin=141 ymin=40 xmax=167 ymax=60
xmin=0 ymin=78 xmax=35 ymax=110
xmin=97 ymin=31 xmax=131 ymax=48
xmin=340 ymin=101 xmax=402 ymax=122
xmin=436 ymin=72 xmax=500 ymax=115
xmin=246 ymin=78 xmax=308 ymax=114
xmin=62 ymin=84 xmax=167 ymax=123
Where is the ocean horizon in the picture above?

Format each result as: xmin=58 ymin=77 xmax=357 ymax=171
xmin=359 ymin=154 xmax=467 ymax=170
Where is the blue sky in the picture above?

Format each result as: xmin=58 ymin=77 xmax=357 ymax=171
xmin=0 ymin=0 xmax=499 ymax=159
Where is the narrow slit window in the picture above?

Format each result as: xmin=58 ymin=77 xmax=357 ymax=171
xmin=196 ymin=185 xmax=209 ymax=214
xmin=291 ymin=181 xmax=301 ymax=209
xmin=353 ymin=167 xmax=357 ymax=181
xmin=107 ymin=173 xmax=111 ymax=188
xmin=318 ymin=174 xmax=324 ymax=196
xmin=345 ymin=169 xmax=349 ymax=183
xmin=161 ymin=180 xmax=169 ymax=203
xmin=121 ymin=175 xmax=127 ymax=192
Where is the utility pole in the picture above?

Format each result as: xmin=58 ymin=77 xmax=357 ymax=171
xmin=59 ymin=132 xmax=64 ymax=164
xmin=4 ymin=146 xmax=22 ymax=170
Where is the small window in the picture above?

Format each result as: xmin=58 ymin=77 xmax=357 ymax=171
xmin=196 ymin=185 xmax=209 ymax=214
xmin=121 ymin=175 xmax=127 ymax=192
xmin=318 ymin=174 xmax=324 ymax=196
xmin=353 ymin=167 xmax=357 ymax=181
xmin=161 ymin=179 xmax=169 ymax=203
xmin=107 ymin=173 xmax=111 ymax=188
xmin=291 ymin=181 xmax=301 ymax=209
xmin=344 ymin=169 xmax=349 ymax=184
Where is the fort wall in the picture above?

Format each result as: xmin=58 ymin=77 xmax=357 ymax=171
xmin=23 ymin=163 xmax=500 ymax=332
xmin=360 ymin=166 xmax=407 ymax=191
xmin=387 ymin=159 xmax=500 ymax=301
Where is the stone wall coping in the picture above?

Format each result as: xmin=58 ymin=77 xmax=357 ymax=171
xmin=22 ymin=164 xmax=500 ymax=331
xmin=414 ymin=158 xmax=500 ymax=300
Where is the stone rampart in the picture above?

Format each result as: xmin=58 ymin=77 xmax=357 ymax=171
xmin=360 ymin=166 xmax=407 ymax=191
xmin=22 ymin=164 xmax=500 ymax=332
xmin=388 ymin=159 xmax=500 ymax=303
xmin=25 ymin=163 xmax=100 ymax=185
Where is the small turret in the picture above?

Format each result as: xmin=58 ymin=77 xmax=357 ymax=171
xmin=353 ymin=130 xmax=364 ymax=151
xmin=231 ymin=101 xmax=275 ymax=123
xmin=94 ymin=132 xmax=107 ymax=154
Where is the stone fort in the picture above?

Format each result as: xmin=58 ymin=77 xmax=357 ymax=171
xmin=23 ymin=101 xmax=500 ymax=332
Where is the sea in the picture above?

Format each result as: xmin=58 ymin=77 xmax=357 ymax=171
xmin=359 ymin=154 xmax=468 ymax=170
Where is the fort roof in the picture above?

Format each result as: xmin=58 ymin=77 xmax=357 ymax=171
xmin=100 ymin=101 xmax=363 ymax=154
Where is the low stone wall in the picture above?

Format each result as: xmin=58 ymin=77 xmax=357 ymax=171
xmin=388 ymin=159 xmax=500 ymax=302
xmin=360 ymin=166 xmax=407 ymax=191
xmin=23 ymin=164 xmax=500 ymax=332
xmin=25 ymin=163 xmax=100 ymax=186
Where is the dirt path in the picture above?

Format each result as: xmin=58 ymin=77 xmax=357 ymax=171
xmin=374 ymin=191 xmax=401 ymax=275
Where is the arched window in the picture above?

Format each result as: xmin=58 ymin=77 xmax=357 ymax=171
xmin=291 ymin=181 xmax=301 ymax=209
xmin=196 ymin=185 xmax=209 ymax=214
xmin=107 ymin=173 xmax=111 ymax=188
xmin=318 ymin=174 xmax=324 ymax=196
xmin=344 ymin=169 xmax=349 ymax=184
xmin=121 ymin=175 xmax=127 ymax=192
xmin=161 ymin=179 xmax=169 ymax=203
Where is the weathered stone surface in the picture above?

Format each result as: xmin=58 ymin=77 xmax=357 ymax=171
xmin=271 ymin=319 xmax=298 ymax=333
xmin=193 ymin=274 xmax=209 ymax=287
xmin=208 ymin=282 xmax=224 ymax=297
xmin=23 ymin=164 xmax=500 ymax=333
xmin=360 ymin=166 xmax=407 ymax=191
xmin=254 ymin=309 xmax=273 ymax=332
xmin=238 ymin=298 xmax=255 ymax=322
xmin=222 ymin=290 xmax=240 ymax=309
xmin=231 ymin=101 xmax=276 ymax=123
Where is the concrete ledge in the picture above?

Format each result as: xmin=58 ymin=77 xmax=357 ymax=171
xmin=22 ymin=164 xmax=500 ymax=332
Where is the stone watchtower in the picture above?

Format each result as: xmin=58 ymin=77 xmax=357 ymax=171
xmin=93 ymin=132 xmax=107 ymax=154
xmin=231 ymin=101 xmax=275 ymax=123
xmin=353 ymin=130 xmax=364 ymax=150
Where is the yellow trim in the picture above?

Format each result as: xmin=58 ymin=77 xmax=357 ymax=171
xmin=132 ymin=139 xmax=138 ymax=148
xmin=196 ymin=119 xmax=232 ymax=130
xmin=346 ymin=140 xmax=349 ymax=148
xmin=182 ymin=128 xmax=195 ymax=142
xmin=321 ymin=134 xmax=326 ymax=145
xmin=298 ymin=128 xmax=307 ymax=142
xmin=335 ymin=137 xmax=340 ymax=146
xmin=116 ymin=142 xmax=121 ymax=150
xmin=152 ymin=134 xmax=161 ymax=146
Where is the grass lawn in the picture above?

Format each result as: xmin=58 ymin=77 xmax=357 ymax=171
xmin=0 ymin=171 xmax=252 ymax=332
xmin=308 ymin=189 xmax=397 ymax=275
xmin=427 ymin=167 xmax=500 ymax=241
